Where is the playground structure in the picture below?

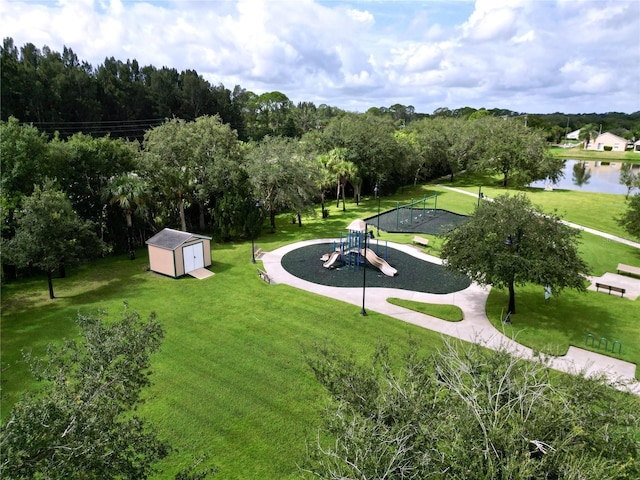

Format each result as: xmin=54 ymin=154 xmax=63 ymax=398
xmin=365 ymin=193 xmax=469 ymax=236
xmin=320 ymin=228 xmax=397 ymax=277
xmin=395 ymin=194 xmax=438 ymax=229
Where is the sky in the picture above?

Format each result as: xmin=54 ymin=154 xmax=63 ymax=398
xmin=1 ymin=0 xmax=639 ymax=115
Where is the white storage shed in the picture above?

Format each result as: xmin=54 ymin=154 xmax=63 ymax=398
xmin=146 ymin=228 xmax=212 ymax=278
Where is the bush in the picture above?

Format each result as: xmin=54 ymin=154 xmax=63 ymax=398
xmin=604 ymin=145 xmax=613 ymax=151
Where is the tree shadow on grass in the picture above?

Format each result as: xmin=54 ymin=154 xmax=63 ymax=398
xmin=487 ymin=288 xmax=637 ymax=362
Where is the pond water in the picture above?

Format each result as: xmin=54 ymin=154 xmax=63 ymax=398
xmin=529 ymin=159 xmax=640 ymax=195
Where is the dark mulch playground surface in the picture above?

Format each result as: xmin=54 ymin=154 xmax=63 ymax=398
xmin=365 ymin=208 xmax=469 ymax=235
xmin=281 ymin=242 xmax=471 ymax=294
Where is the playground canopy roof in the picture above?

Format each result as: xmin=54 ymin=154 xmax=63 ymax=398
xmin=347 ymin=219 xmax=367 ymax=232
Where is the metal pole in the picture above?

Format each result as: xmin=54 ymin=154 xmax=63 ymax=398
xmin=375 ymin=183 xmax=381 ymax=237
xmin=361 ymin=227 xmax=367 ymax=316
xmin=251 ymin=236 xmax=256 ymax=263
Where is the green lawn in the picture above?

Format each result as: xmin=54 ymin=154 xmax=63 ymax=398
xmin=549 ymin=145 xmax=639 ymax=161
xmin=2 ymin=184 xmax=639 ymax=478
xmin=387 ymin=298 xmax=463 ymax=321
xmin=441 ymin=172 xmax=635 ymax=240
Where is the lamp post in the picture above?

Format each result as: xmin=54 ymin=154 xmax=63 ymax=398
xmin=251 ymin=200 xmax=262 ymax=264
xmin=361 ymin=224 xmax=368 ymax=316
xmin=374 ymin=183 xmax=381 ymax=237
xmin=504 ymin=227 xmax=522 ymax=315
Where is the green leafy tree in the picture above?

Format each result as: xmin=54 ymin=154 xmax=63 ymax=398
xmin=189 ymin=115 xmax=243 ymax=231
xmin=323 ymin=147 xmax=356 ymax=212
xmin=618 ymin=193 xmax=640 ymax=240
xmin=0 ymin=306 xmax=169 ymax=479
xmin=245 ymin=136 xmax=318 ymax=231
xmin=441 ymin=193 xmax=589 ymax=315
xmin=316 ymin=153 xmax=339 ymax=218
xmin=619 ymin=163 xmax=640 ymax=199
xmin=578 ymin=123 xmax=599 ymax=149
xmin=142 ymin=118 xmax=196 ymax=231
xmin=474 ymin=117 xmax=564 ymax=187
xmin=103 ymin=172 xmax=148 ymax=259
xmin=320 ymin=113 xmax=401 ymax=192
xmin=303 ymin=339 xmax=640 ymax=480
xmin=4 ymin=180 xmax=104 ymax=298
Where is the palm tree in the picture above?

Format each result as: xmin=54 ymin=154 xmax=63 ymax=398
xmin=104 ymin=173 xmax=148 ymax=259
xmin=326 ymin=148 xmax=357 ymax=212
xmin=316 ymin=154 xmax=336 ymax=218
xmin=578 ymin=124 xmax=599 ymax=150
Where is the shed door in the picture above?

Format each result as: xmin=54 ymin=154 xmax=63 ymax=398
xmin=183 ymin=243 xmax=204 ymax=274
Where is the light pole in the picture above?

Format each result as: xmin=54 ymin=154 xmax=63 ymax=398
xmin=360 ymin=225 xmax=368 ymax=316
xmin=504 ymin=227 xmax=522 ymax=315
xmin=251 ymin=200 xmax=261 ymax=264
xmin=374 ymin=183 xmax=381 ymax=236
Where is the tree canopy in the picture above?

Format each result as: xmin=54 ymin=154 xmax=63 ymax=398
xmin=441 ymin=193 xmax=589 ymax=314
xmin=4 ymin=179 xmax=104 ymax=298
xmin=303 ymin=339 xmax=640 ymax=479
xmin=618 ymin=193 xmax=640 ymax=240
xmin=0 ymin=307 xmax=169 ymax=479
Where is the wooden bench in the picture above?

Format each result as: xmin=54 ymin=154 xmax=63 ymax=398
xmin=617 ymin=263 xmax=640 ymax=278
xmin=595 ymin=282 xmax=625 ymax=297
xmin=412 ymin=236 xmax=429 ymax=248
xmin=253 ymin=246 xmax=263 ymax=258
xmin=257 ymin=268 xmax=271 ymax=284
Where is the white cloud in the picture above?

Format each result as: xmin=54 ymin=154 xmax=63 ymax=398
xmin=346 ymin=8 xmax=374 ymax=25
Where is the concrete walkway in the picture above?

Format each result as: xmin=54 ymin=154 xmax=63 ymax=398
xmin=261 ymin=239 xmax=640 ymax=396
xmin=438 ymin=184 xmax=640 ymax=249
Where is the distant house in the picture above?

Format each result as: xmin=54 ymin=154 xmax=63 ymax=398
xmin=146 ymin=228 xmax=212 ymax=278
xmin=566 ymin=128 xmax=581 ymax=140
xmin=634 ymin=140 xmax=640 ymax=153
xmin=586 ymin=132 xmax=627 ymax=151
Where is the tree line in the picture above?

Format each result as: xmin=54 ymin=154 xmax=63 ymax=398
xmin=1 ymin=111 xmax=566 ymax=285
xmin=3 ymin=38 xmax=640 ymax=143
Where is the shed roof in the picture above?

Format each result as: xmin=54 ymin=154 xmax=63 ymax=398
xmin=146 ymin=228 xmax=211 ymax=250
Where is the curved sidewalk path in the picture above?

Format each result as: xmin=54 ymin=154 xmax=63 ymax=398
xmin=261 ymin=239 xmax=639 ymax=396
xmin=439 ymin=185 xmax=640 ymax=249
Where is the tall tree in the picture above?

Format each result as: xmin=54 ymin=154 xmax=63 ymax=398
xmin=189 ymin=115 xmax=243 ymax=231
xmin=48 ymin=133 xmax=139 ymax=237
xmin=0 ymin=117 xmax=50 ymax=218
xmin=303 ymin=339 xmax=640 ymax=479
xmin=619 ymin=163 xmax=640 ymax=199
xmin=0 ymin=307 xmax=169 ymax=479
xmin=578 ymin=123 xmax=599 ymax=149
xmin=142 ymin=118 xmax=196 ymax=231
xmin=441 ymin=193 xmax=589 ymax=315
xmin=245 ymin=136 xmax=317 ymax=231
xmin=474 ymin=117 xmax=564 ymax=187
xmin=321 ymin=113 xmax=400 ymax=191
xmin=324 ymin=147 xmax=355 ymax=212
xmin=103 ymin=172 xmax=148 ymax=259
xmin=4 ymin=180 xmax=104 ymax=298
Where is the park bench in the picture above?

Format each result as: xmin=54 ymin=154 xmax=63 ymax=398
xmin=412 ymin=236 xmax=429 ymax=248
xmin=595 ymin=282 xmax=625 ymax=297
xmin=253 ymin=245 xmax=263 ymax=258
xmin=257 ymin=268 xmax=271 ymax=284
xmin=617 ymin=263 xmax=640 ymax=278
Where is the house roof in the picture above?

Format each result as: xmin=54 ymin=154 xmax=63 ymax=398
xmin=146 ymin=228 xmax=211 ymax=250
xmin=594 ymin=132 xmax=627 ymax=143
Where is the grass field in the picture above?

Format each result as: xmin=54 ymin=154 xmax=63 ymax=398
xmin=549 ymin=145 xmax=640 ymax=162
xmin=1 ymin=182 xmax=639 ymax=478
